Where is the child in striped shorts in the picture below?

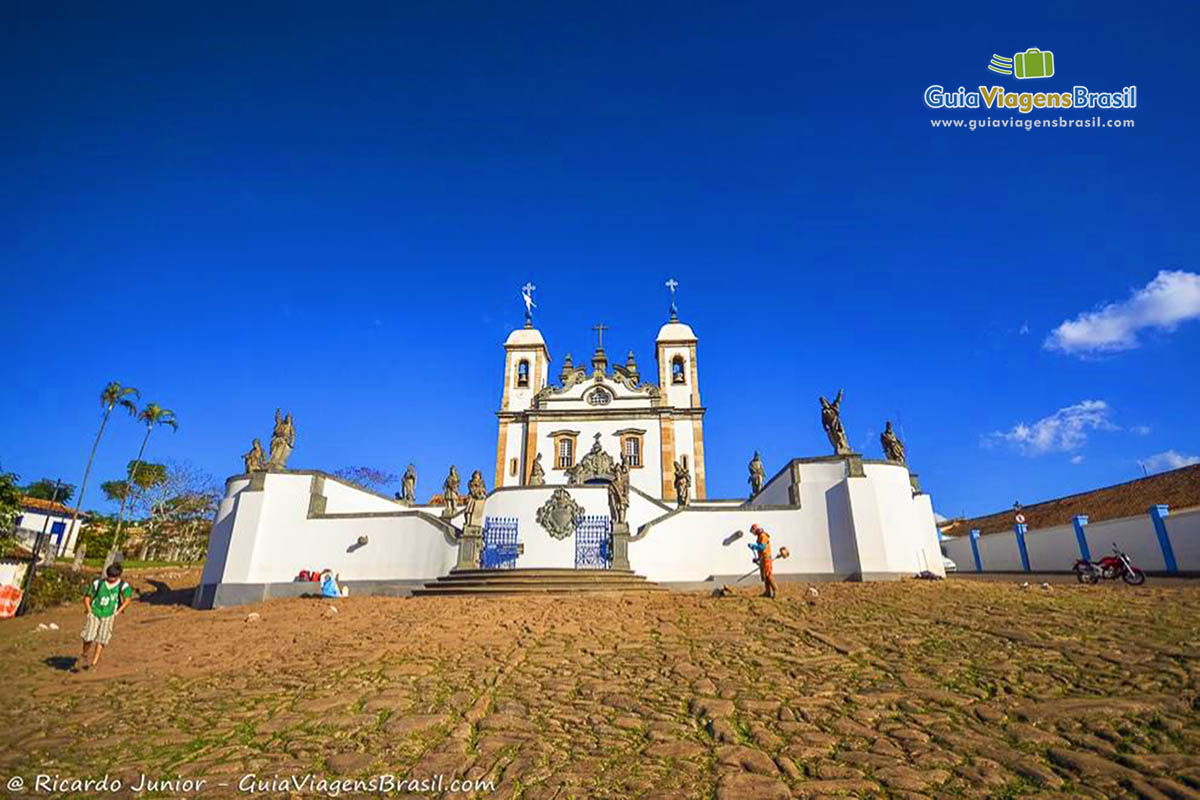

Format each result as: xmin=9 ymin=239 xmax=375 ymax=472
xmin=75 ymin=563 xmax=133 ymax=672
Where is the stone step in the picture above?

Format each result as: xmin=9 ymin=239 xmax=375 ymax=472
xmin=412 ymin=582 xmax=666 ymax=596
xmin=439 ymin=571 xmax=647 ymax=583
xmin=415 ymin=567 xmax=664 ymax=596
xmin=447 ymin=568 xmax=640 ymax=578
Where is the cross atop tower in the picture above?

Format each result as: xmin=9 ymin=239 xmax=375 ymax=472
xmin=665 ymin=278 xmax=679 ymax=321
xmin=521 ymin=282 xmax=537 ymax=327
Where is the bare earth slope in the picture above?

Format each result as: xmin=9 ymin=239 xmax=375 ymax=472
xmin=1 ymin=571 xmax=1198 ymax=799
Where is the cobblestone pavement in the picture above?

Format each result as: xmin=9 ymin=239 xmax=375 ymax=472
xmin=1 ymin=573 xmax=1198 ymax=799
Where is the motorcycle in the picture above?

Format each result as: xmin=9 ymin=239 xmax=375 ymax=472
xmin=1073 ymin=544 xmax=1146 ymax=586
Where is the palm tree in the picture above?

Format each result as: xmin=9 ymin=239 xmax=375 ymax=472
xmin=104 ymin=403 xmax=178 ymax=569
xmin=65 ymin=382 xmax=140 ymax=557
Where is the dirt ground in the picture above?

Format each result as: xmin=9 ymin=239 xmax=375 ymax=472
xmin=1 ymin=571 xmax=1199 ymax=800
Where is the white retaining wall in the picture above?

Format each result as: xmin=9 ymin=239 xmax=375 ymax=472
xmin=199 ymin=456 xmax=944 ymax=606
xmin=202 ymin=473 xmax=457 ymax=587
xmin=941 ymin=505 xmax=1200 ymax=573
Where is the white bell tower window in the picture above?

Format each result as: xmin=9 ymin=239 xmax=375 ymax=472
xmin=516 ymin=359 xmax=530 ymax=387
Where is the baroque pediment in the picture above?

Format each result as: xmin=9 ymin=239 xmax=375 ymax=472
xmin=534 ymin=370 xmax=661 ymax=407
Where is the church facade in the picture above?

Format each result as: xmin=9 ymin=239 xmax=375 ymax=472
xmin=195 ymin=285 xmax=945 ymax=609
xmin=494 ymin=316 xmax=705 ymax=501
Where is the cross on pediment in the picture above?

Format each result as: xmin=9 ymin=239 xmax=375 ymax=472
xmin=592 ymin=322 xmax=609 ymax=350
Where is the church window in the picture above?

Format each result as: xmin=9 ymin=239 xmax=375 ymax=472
xmin=586 ymin=388 xmax=611 ymax=406
xmin=623 ymin=435 xmax=642 ymax=468
xmin=516 ymin=360 xmax=530 ymax=387
xmin=556 ymin=437 xmax=575 ymax=469
xmin=671 ymin=356 xmax=686 ymax=384
xmin=509 ymin=458 xmax=518 ymax=477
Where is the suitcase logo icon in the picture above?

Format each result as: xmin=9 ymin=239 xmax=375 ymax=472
xmin=987 ymin=48 xmax=1055 ymax=79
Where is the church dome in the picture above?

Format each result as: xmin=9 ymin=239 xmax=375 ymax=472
xmin=504 ymin=326 xmax=548 ymax=348
xmin=655 ymin=321 xmax=697 ymax=342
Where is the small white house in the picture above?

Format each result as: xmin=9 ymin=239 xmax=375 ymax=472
xmin=12 ymin=497 xmax=88 ymax=558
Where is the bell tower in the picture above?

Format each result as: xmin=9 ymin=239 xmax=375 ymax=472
xmin=496 ymin=284 xmax=551 ymax=487
xmin=654 ymin=279 xmax=706 ymax=499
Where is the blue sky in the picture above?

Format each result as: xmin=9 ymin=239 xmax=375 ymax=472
xmin=3 ymin=1 xmax=1198 ymax=518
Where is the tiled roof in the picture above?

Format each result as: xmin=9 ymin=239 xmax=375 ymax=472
xmin=944 ymin=463 xmax=1200 ymax=537
xmin=19 ymin=496 xmax=88 ymax=517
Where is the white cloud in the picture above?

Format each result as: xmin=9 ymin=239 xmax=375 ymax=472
xmin=1138 ymin=450 xmax=1200 ymax=474
xmin=1070 ymin=455 xmax=1085 ymax=464
xmin=1044 ymin=270 xmax=1200 ymax=355
xmin=984 ymin=400 xmax=1116 ymax=456
xmin=1130 ymin=425 xmax=1152 ymax=435
xmin=1018 ymin=322 xmax=1031 ymax=335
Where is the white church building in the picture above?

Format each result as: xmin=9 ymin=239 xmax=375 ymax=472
xmin=196 ymin=288 xmax=943 ymax=608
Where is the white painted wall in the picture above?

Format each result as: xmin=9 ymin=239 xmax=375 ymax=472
xmin=202 ymin=472 xmax=457 ymax=586
xmin=1168 ymin=508 xmax=1200 ymax=569
xmin=201 ymin=458 xmax=947 ymax=595
xmin=630 ymin=507 xmax=830 ymax=581
xmin=1085 ymin=515 xmax=1165 ymax=571
xmin=939 ymin=506 xmax=1200 ymax=573
xmin=13 ymin=508 xmax=86 ymax=557
xmin=319 ymin=477 xmax=404 ymax=513
xmin=1022 ymin=523 xmax=1077 ymax=570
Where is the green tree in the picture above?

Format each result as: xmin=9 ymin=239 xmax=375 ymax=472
xmin=21 ymin=478 xmax=75 ymax=504
xmin=0 ymin=468 xmax=22 ymax=553
xmin=100 ymin=461 xmax=168 ymax=504
xmin=104 ymin=403 xmax=178 ymax=569
xmin=66 ymin=381 xmax=140 ymax=544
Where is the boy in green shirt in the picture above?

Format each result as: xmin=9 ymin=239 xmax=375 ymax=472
xmin=75 ymin=563 xmax=133 ymax=672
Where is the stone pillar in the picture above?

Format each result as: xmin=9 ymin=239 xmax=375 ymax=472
xmin=969 ymin=529 xmax=982 ymax=572
xmin=72 ymin=543 xmax=87 ymax=571
xmin=1148 ymin=505 xmax=1177 ymax=573
xmin=1072 ymin=515 xmax=1090 ymax=561
xmin=1013 ymin=523 xmax=1030 ymax=572
xmin=457 ymin=525 xmax=483 ymax=570
xmin=611 ymin=522 xmax=630 ymax=571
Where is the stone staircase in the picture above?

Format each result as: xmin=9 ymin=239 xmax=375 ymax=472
xmin=412 ymin=568 xmax=665 ymax=596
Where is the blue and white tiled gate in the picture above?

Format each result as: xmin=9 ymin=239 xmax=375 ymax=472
xmin=481 ymin=516 xmax=519 ymax=569
xmin=574 ymin=514 xmax=612 ymax=569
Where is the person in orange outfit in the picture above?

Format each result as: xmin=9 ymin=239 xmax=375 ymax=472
xmin=748 ymin=524 xmax=778 ymax=598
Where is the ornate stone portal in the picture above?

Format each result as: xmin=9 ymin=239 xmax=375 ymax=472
xmin=536 ymin=488 xmax=584 ymax=540
xmin=566 ymin=434 xmax=617 ymax=485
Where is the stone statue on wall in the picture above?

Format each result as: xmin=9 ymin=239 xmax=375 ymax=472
xmin=400 ymin=464 xmax=417 ymax=502
xmin=267 ymin=409 xmax=296 ymax=469
xmin=673 ymin=460 xmax=691 ymax=508
xmin=748 ymin=451 xmax=765 ymax=496
xmin=880 ymin=421 xmax=907 ymax=466
xmin=463 ymin=469 xmax=487 ymax=524
xmin=442 ymin=465 xmax=461 ymax=517
xmin=243 ymin=438 xmax=266 ymax=473
xmin=608 ymin=457 xmax=630 ymax=525
xmin=528 ymin=453 xmax=546 ymax=486
xmin=819 ymin=390 xmax=852 ymax=455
